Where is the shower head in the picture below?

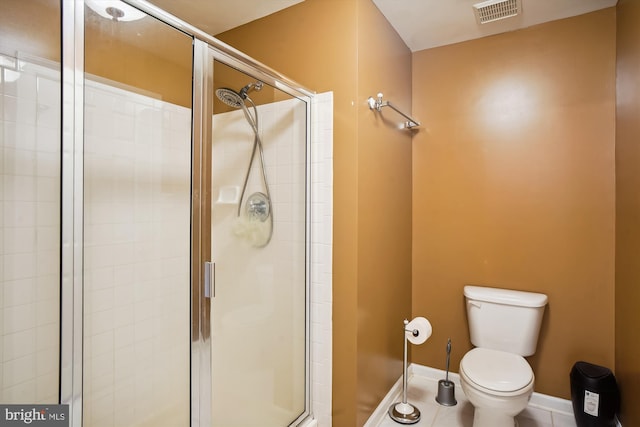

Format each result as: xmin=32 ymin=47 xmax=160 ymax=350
xmin=215 ymin=88 xmax=245 ymax=109
xmin=215 ymin=81 xmax=264 ymax=109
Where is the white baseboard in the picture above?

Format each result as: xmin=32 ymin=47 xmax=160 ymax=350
xmin=411 ymin=363 xmax=577 ymax=415
xmin=362 ymin=374 xmax=404 ymax=427
xmin=364 ymin=363 xmax=579 ymax=427
xmin=528 ymin=390 xmax=574 ymax=416
xmin=411 ymin=363 xmax=462 ymax=387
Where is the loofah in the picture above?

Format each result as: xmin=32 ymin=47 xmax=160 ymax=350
xmin=232 ymin=216 xmax=271 ymax=247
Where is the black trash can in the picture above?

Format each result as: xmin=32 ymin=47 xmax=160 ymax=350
xmin=570 ymin=361 xmax=620 ymax=427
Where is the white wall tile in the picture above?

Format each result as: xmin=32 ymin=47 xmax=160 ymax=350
xmin=3 ymin=328 xmax=37 ymax=362
xmin=82 ymin=78 xmax=191 ymax=426
xmin=36 ymin=77 xmax=59 ymax=107
xmin=311 ymin=91 xmax=333 ymax=427
xmin=3 ymin=304 xmax=36 ymax=335
xmin=35 ymin=323 xmax=58 ymax=350
xmin=3 ymin=147 xmax=36 ymax=174
xmin=2 ymin=353 xmax=36 ymax=388
xmin=210 ymin=95 xmax=322 ymax=426
xmin=35 ymin=299 xmax=58 ymax=326
xmin=3 ymin=278 xmax=37 ymax=307
xmin=2 ymin=379 xmax=37 ymax=403
xmin=1 ymin=54 xmax=60 ymax=404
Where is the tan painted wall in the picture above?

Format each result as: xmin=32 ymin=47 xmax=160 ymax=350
xmin=355 ymin=0 xmax=413 ymax=424
xmin=0 ymin=0 xmax=60 ymax=61
xmin=218 ymin=1 xmax=413 ymax=425
xmin=615 ymin=1 xmax=640 ymax=424
xmin=411 ymin=9 xmax=616 ymax=399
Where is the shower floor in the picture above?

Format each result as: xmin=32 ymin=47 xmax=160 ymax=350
xmin=367 ymin=365 xmax=579 ymax=427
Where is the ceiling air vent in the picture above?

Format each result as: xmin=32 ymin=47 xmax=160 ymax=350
xmin=473 ymin=0 xmax=521 ymax=25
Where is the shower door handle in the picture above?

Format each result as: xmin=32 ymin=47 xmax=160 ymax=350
xmin=204 ymin=261 xmax=215 ymax=298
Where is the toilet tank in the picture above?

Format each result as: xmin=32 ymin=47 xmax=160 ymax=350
xmin=464 ymin=285 xmax=548 ymax=357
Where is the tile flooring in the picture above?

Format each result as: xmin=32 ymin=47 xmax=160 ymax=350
xmin=370 ymin=370 xmax=578 ymax=427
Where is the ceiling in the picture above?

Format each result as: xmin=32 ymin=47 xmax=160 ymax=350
xmin=144 ymin=0 xmax=617 ymax=52
xmin=372 ymin=0 xmax=618 ymax=52
xmin=146 ymin=0 xmax=304 ymax=36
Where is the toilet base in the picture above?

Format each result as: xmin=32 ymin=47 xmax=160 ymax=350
xmin=472 ymin=407 xmax=518 ymax=427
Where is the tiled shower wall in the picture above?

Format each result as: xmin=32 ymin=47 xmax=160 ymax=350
xmin=310 ymin=91 xmax=333 ymax=427
xmin=210 ymin=96 xmax=307 ymax=426
xmin=83 ymin=78 xmax=192 ymax=427
xmin=210 ymin=91 xmax=333 ymax=427
xmin=0 ymin=53 xmax=61 ymax=404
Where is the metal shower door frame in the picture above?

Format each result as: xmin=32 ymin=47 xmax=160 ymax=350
xmin=60 ymin=2 xmax=205 ymax=425
xmin=205 ymin=45 xmax=314 ymax=427
xmin=60 ymin=2 xmax=85 ymax=426
xmin=192 ymin=23 xmax=316 ymax=427
xmin=192 ymin=38 xmax=213 ymax=427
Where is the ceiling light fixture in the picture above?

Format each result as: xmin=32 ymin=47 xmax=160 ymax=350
xmin=85 ymin=0 xmax=146 ymax=22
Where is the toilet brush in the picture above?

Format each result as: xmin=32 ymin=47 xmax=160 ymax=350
xmin=435 ymin=338 xmax=457 ymax=406
xmin=389 ymin=317 xmax=432 ymax=425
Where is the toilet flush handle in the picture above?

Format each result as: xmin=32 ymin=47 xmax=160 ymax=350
xmin=468 ymin=300 xmax=482 ymax=309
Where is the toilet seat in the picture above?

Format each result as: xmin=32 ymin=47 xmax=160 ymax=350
xmin=460 ymin=348 xmax=534 ymax=395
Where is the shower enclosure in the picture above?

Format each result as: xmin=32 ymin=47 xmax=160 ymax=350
xmin=1 ymin=1 xmax=317 ymax=426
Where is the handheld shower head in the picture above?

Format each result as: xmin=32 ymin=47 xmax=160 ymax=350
xmin=215 ymin=88 xmax=245 ymax=109
xmin=215 ymin=81 xmax=264 ymax=109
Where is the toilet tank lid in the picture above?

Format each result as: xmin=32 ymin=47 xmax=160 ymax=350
xmin=464 ymin=285 xmax=548 ymax=308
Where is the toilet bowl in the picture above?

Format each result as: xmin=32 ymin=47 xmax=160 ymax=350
xmin=460 ymin=348 xmax=534 ymax=427
xmin=461 ymin=285 xmax=548 ymax=427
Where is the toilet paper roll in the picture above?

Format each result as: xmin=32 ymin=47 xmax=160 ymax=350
xmin=405 ymin=317 xmax=432 ymax=345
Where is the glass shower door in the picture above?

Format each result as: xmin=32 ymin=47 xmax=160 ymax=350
xmin=82 ymin=2 xmax=193 ymax=426
xmin=209 ymin=58 xmax=309 ymax=427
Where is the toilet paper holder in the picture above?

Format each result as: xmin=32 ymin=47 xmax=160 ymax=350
xmin=388 ymin=317 xmax=432 ymax=425
xmin=405 ymin=325 xmax=419 ymax=337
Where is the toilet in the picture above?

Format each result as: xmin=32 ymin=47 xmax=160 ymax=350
xmin=459 ymin=285 xmax=548 ymax=427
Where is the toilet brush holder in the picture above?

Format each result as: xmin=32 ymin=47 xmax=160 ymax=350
xmin=436 ymin=379 xmax=457 ymax=406
xmin=389 ymin=317 xmax=432 ymax=425
xmin=435 ymin=338 xmax=457 ymax=406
